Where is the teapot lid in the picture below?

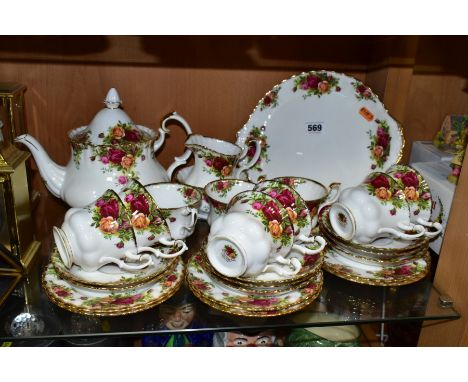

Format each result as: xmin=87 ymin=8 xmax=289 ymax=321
xmin=71 ymin=88 xmax=154 ymax=145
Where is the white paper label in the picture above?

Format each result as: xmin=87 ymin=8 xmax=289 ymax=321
xmin=306 ymin=122 xmax=324 ymax=133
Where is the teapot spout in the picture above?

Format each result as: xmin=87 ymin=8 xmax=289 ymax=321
xmin=15 ymin=134 xmax=66 ymax=198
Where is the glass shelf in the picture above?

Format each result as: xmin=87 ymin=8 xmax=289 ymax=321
xmin=0 ymin=222 xmax=460 ymax=343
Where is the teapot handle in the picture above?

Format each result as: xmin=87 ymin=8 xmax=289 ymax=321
xmin=233 ymin=138 xmax=262 ymax=178
xmin=155 ymin=111 xmax=193 ymax=153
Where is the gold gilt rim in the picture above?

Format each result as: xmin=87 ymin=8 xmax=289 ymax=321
xmin=198 ymin=241 xmax=324 ymax=288
xmin=319 ymin=206 xmax=430 ymax=255
xmin=50 ymin=246 xmax=179 ymax=291
xmin=322 ymin=252 xmax=431 ymax=287
xmin=199 ymin=251 xmax=323 ymax=293
xmin=186 ymin=268 xmax=323 ymax=313
xmin=322 ymin=231 xmax=430 ymax=265
xmin=188 ymin=277 xmax=322 ymax=318
xmin=42 ymin=263 xmax=185 ymax=317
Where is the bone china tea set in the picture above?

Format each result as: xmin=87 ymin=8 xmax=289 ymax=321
xmin=17 ymin=71 xmax=443 ymax=317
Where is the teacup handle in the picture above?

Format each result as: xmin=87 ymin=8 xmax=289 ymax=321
xmin=318 ymin=182 xmax=341 ymax=215
xmin=156 ymin=111 xmax=193 ymax=153
xmin=377 ymin=223 xmax=426 ymax=241
xmin=416 ymin=218 xmax=443 ymax=238
xmin=99 ymin=253 xmax=154 ymax=271
xmin=292 ymin=235 xmax=327 ymax=255
xmin=233 ymin=139 xmax=262 ymax=178
xmin=263 ymin=257 xmax=302 ymax=277
xmin=181 ymin=207 xmax=198 ymax=232
xmin=138 ymin=238 xmax=188 ymax=258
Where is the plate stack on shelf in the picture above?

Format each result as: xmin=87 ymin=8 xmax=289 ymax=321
xmin=186 ymin=242 xmax=323 ymax=317
xmin=319 ymin=206 xmax=432 ymax=286
xmin=42 ymin=247 xmax=185 ymax=316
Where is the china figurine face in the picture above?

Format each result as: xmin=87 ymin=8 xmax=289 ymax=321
xmin=214 ymin=330 xmax=277 ymax=347
xmin=160 ymin=303 xmax=196 ymax=330
xmin=15 ymin=89 xmax=192 ymax=208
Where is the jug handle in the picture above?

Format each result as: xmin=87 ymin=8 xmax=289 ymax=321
xmin=155 ymin=111 xmax=193 ymax=153
xmin=318 ymin=182 xmax=341 ymax=215
xmin=292 ymin=235 xmax=327 ymax=255
xmin=262 ymin=257 xmax=301 ymax=276
xmin=377 ymin=223 xmax=426 ymax=241
xmin=233 ymin=138 xmax=262 ymax=178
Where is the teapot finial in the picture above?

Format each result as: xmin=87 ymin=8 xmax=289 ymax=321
xmin=104 ymin=88 xmax=121 ymax=109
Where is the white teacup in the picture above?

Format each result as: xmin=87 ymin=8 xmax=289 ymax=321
xmin=145 ymin=182 xmax=202 ymax=240
xmin=54 ymin=189 xmax=186 ymax=272
xmin=204 ymin=179 xmax=255 ymax=226
xmin=329 ymin=173 xmax=426 ymax=244
xmin=207 ymin=190 xmax=326 ymax=278
xmin=386 ymin=165 xmax=442 ymax=238
xmin=274 ymin=176 xmax=340 ymax=228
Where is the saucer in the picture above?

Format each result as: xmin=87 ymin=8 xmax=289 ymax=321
xmin=186 ymin=253 xmax=323 ymax=313
xmin=199 ymin=240 xmax=323 ymax=287
xmin=50 ymin=246 xmax=178 ymax=290
xmin=42 ymin=258 xmax=184 ymax=316
xmin=319 ymin=206 xmax=430 ymax=256
xmin=323 ymin=247 xmax=431 ymax=286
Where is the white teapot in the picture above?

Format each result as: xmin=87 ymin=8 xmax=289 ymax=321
xmin=15 ymin=88 xmax=192 ymax=207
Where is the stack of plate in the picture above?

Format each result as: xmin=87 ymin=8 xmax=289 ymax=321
xmin=319 ymin=206 xmax=431 ymax=286
xmin=42 ymin=246 xmax=185 ymax=316
xmin=186 ymin=241 xmax=324 ymax=317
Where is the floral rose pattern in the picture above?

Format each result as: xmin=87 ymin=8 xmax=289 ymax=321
xmin=244 ymin=125 xmax=270 ymax=172
xmin=120 ymin=181 xmax=169 ymax=241
xmin=236 ymin=192 xmax=293 ymax=249
xmin=388 ymin=166 xmax=431 ymax=216
xmin=367 ymin=119 xmax=392 ymax=169
xmin=222 ymin=245 xmax=237 ymax=262
xmin=352 ymin=81 xmax=377 ymax=102
xmin=259 ymin=86 xmax=280 ymax=110
xmin=179 ymin=185 xmax=201 ymax=205
xmin=293 ymin=71 xmax=340 ymax=98
xmin=209 ymin=180 xmax=235 ymax=198
xmin=197 ymin=148 xmax=236 ymax=178
xmin=88 ymin=190 xmax=134 ymax=248
xmin=368 ymin=261 xmax=426 ymax=280
xmin=257 ymin=182 xmax=311 ymax=235
xmin=365 ymin=173 xmax=405 ymax=215
xmin=71 ymin=130 xmax=92 ymax=168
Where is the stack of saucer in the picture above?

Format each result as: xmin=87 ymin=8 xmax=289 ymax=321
xmin=42 ymin=246 xmax=185 ymax=316
xmin=186 ymin=241 xmax=323 ymax=317
xmin=319 ymin=206 xmax=431 ymax=286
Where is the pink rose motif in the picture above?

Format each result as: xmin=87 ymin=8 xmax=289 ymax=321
xmin=263 ymin=94 xmax=272 ymax=106
xmin=452 ymin=167 xmax=461 ymax=176
xmin=108 ymin=148 xmax=127 ymax=164
xmin=112 ymin=295 xmax=140 ymax=305
xmin=130 ymin=194 xmax=150 ymax=215
xmin=252 ymin=201 xmax=263 ymax=210
xmin=118 ymin=176 xmax=128 ymax=185
xmin=304 ymin=253 xmax=320 ymax=265
xmin=124 ymin=194 xmax=134 ymax=202
xmin=393 ymin=172 xmax=403 ymax=179
xmin=95 ymin=198 xmax=106 ymax=207
xmin=246 ymin=142 xmax=257 ymax=158
xmin=205 ymin=159 xmax=213 ymax=167
xmin=377 ymin=130 xmax=390 ymax=148
xmin=268 ymin=190 xmax=279 ymax=198
xmin=275 ymin=189 xmax=295 ymax=208
xmin=213 ymin=157 xmax=229 ymax=171
xmin=99 ymin=199 xmax=119 ymax=219
xmin=357 ymin=84 xmax=367 ymax=94
xmin=116 ymin=242 xmax=124 ymax=249
xmin=101 ymin=156 xmax=109 ymax=164
xmin=216 ymin=181 xmax=228 ymax=191
xmin=124 ymin=129 xmax=141 ymax=142
xmin=262 ymin=201 xmax=282 ymax=222
xmin=302 ymin=74 xmax=320 ymax=90
xmin=370 ymin=174 xmax=390 ymax=189
xmin=394 ymin=265 xmax=413 ymax=276
xmin=401 ymin=171 xmax=419 ymax=188
xmin=251 ymin=298 xmax=276 ymax=307
xmin=373 ymin=145 xmax=384 ymax=158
